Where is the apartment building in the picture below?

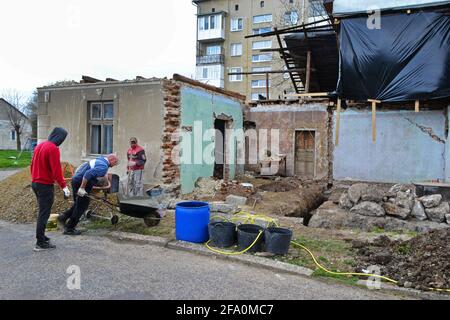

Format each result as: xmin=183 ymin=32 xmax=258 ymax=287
xmin=192 ymin=0 xmax=327 ymax=101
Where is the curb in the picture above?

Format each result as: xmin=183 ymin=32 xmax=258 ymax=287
xmin=106 ymin=231 xmax=314 ymax=277
xmin=103 ymin=230 xmax=449 ymax=300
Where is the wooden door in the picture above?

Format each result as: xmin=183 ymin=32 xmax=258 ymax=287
xmin=295 ymin=131 xmax=315 ymax=177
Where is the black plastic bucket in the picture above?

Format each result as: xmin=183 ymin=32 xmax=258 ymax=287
xmin=237 ymin=224 xmax=264 ymax=253
xmin=264 ymin=227 xmax=293 ymax=255
xmin=208 ymin=222 xmax=237 ymax=248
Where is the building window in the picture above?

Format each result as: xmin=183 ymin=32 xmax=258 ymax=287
xmin=252 ymin=79 xmax=270 ymax=88
xmin=10 ymin=130 xmax=15 ymax=141
xmin=253 ymin=14 xmax=272 ymax=24
xmin=235 ymin=4 xmax=239 ymax=11
xmin=206 ymin=45 xmax=221 ymax=55
xmin=230 ymin=43 xmax=243 ymax=56
xmin=252 ymin=40 xmax=272 ymax=50
xmin=309 ymin=0 xmax=327 ymax=18
xmin=231 ymin=18 xmax=243 ymax=31
xmin=252 ymin=53 xmax=272 ymax=62
xmin=89 ymin=101 xmax=114 ymax=155
xmin=253 ymin=27 xmax=271 ymax=35
xmin=260 ymin=1 xmax=265 ymax=8
xmin=199 ymin=15 xmax=219 ymax=31
xmin=251 ymin=93 xmax=267 ymax=101
xmin=202 ymin=67 xmax=209 ymax=79
xmin=284 ymin=11 xmax=299 ymax=25
xmin=212 ymin=8 xmax=215 ymax=12
xmin=252 ymin=66 xmax=272 ymax=73
xmin=229 ymin=67 xmax=243 ymax=82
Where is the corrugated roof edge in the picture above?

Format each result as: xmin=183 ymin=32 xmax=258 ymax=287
xmin=172 ymin=74 xmax=246 ymax=101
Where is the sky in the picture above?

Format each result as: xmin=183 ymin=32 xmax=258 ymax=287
xmin=0 ymin=0 xmax=197 ymax=99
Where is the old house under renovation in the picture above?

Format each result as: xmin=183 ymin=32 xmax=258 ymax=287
xmin=244 ymin=0 xmax=450 ymax=186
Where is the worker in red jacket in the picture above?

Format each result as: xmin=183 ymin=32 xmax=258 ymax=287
xmin=126 ymin=137 xmax=146 ymax=196
xmin=31 ymin=127 xmax=70 ymax=252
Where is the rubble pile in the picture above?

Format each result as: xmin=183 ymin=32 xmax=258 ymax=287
xmin=339 ymin=183 xmax=450 ymax=224
xmin=354 ymin=229 xmax=450 ymax=290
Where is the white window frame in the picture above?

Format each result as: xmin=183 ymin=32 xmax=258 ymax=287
xmin=284 ymin=11 xmax=299 ymax=25
xmin=88 ymin=101 xmax=114 ymax=155
xmin=252 ymin=40 xmax=272 ymax=50
xmin=230 ymin=17 xmax=243 ymax=32
xmin=251 ymin=93 xmax=267 ymax=101
xmin=229 ymin=67 xmax=243 ymax=82
xmin=230 ymin=43 xmax=243 ymax=56
xmin=253 ymin=14 xmax=272 ymax=24
xmin=252 ymin=79 xmax=270 ymax=88
xmin=252 ymin=53 xmax=272 ymax=62
xmin=252 ymin=66 xmax=272 ymax=73
xmin=253 ymin=27 xmax=271 ymax=35
xmin=202 ymin=67 xmax=209 ymax=79
xmin=206 ymin=45 xmax=221 ymax=55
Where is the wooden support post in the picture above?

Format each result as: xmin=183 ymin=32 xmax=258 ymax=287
xmin=335 ymin=98 xmax=341 ymax=146
xmin=305 ymin=51 xmax=311 ymax=93
xmin=368 ymin=99 xmax=381 ymax=143
xmin=415 ymin=100 xmax=420 ymax=113
xmin=265 ymin=72 xmax=270 ymax=100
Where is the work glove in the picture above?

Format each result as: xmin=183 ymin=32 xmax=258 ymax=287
xmin=77 ymin=188 xmax=87 ymax=197
xmin=63 ymin=187 xmax=71 ymax=199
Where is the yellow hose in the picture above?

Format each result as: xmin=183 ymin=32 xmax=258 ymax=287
xmin=206 ymin=213 xmax=450 ymax=293
xmin=290 ymin=240 xmax=450 ymax=293
xmin=205 ymin=231 xmax=263 ymax=255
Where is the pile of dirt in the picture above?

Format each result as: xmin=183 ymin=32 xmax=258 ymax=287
xmin=257 ymin=181 xmax=298 ymax=192
xmin=0 ymin=166 xmax=117 ymax=224
xmin=354 ymin=229 xmax=450 ymax=290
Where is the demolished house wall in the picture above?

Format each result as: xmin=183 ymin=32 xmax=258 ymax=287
xmin=37 ymin=81 xmax=166 ymax=185
xmin=333 ymin=106 xmax=450 ymax=183
xmin=177 ymin=85 xmax=244 ymax=194
xmin=247 ymin=101 xmax=331 ymax=180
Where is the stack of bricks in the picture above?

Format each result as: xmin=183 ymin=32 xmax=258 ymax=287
xmin=161 ymin=80 xmax=181 ymax=188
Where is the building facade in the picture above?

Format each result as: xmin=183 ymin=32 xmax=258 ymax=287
xmin=193 ymin=0 xmax=327 ymax=102
xmin=0 ymin=98 xmax=32 ymax=150
xmin=37 ymin=75 xmax=245 ymax=194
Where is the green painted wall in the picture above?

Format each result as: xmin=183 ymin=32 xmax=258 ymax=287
xmin=180 ymin=86 xmax=243 ymax=194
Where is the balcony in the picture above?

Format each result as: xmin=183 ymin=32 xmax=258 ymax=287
xmin=196 ymin=54 xmax=225 ymax=65
xmin=197 ymin=12 xmax=226 ymax=42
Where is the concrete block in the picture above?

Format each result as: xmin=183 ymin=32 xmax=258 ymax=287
xmin=225 ymin=195 xmax=247 ymax=206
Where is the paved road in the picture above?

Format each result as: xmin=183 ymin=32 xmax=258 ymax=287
xmin=0 ymin=220 xmax=401 ymax=300
xmin=0 ymin=169 xmax=21 ymax=181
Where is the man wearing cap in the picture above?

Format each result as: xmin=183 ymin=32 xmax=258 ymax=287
xmin=58 ymin=154 xmax=118 ymax=235
xmin=31 ymin=127 xmax=70 ymax=251
xmin=126 ymin=137 xmax=146 ymax=196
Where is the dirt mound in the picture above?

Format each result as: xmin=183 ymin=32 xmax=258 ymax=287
xmin=354 ymin=229 xmax=450 ymax=290
xmin=0 ymin=166 xmax=117 ymax=224
xmin=258 ymin=181 xmax=298 ymax=192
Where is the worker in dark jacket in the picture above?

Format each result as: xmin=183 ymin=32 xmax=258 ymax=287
xmin=31 ymin=127 xmax=70 ymax=252
xmin=58 ymin=154 xmax=118 ymax=235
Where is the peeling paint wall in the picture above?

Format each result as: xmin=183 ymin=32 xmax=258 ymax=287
xmin=247 ymin=102 xmax=330 ymax=179
xmin=37 ymin=82 xmax=165 ymax=184
xmin=333 ymin=107 xmax=448 ymax=183
xmin=179 ymin=86 xmax=244 ymax=194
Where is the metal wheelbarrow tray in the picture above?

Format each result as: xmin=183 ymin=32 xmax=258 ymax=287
xmin=85 ymin=174 xmax=163 ymax=227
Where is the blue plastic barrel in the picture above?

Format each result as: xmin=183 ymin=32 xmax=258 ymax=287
xmin=175 ymin=201 xmax=210 ymax=243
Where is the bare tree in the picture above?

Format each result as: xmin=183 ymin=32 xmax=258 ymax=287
xmin=24 ymin=91 xmax=38 ymax=142
xmin=1 ymin=89 xmax=28 ymax=151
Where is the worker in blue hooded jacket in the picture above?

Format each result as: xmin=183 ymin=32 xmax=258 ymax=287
xmin=58 ymin=154 xmax=118 ymax=235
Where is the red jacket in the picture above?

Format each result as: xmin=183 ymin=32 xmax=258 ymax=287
xmin=127 ymin=145 xmax=146 ymax=171
xmin=31 ymin=141 xmax=67 ymax=188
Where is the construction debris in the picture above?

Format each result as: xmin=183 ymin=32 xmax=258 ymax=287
xmin=354 ymin=229 xmax=450 ymax=290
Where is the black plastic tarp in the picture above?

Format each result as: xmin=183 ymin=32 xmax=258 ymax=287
xmin=337 ymin=12 xmax=450 ymax=102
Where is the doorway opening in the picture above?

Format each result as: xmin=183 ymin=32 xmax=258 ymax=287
xmin=294 ymin=130 xmax=316 ymax=178
xmin=214 ymin=119 xmax=226 ymax=179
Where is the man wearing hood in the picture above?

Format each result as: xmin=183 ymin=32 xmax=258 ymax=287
xmin=31 ymin=127 xmax=70 ymax=251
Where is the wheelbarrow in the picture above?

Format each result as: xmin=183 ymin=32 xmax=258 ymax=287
xmin=84 ymin=174 xmax=164 ymax=227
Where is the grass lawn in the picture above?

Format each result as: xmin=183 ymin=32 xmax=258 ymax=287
xmin=0 ymin=150 xmax=32 ymax=168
